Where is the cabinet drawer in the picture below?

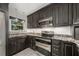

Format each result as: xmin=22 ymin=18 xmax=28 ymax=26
xmin=52 ymin=39 xmax=61 ymax=45
xmin=52 ymin=48 xmax=61 ymax=56
xmin=52 ymin=44 xmax=60 ymax=48
xmin=52 ymin=47 xmax=60 ymax=52
xmin=51 ymin=39 xmax=62 ymax=56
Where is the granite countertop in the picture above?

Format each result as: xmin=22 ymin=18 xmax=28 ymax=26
xmin=52 ymin=34 xmax=79 ymax=45
xmin=9 ymin=32 xmax=42 ymax=38
xmin=9 ymin=32 xmax=79 ymax=46
xmin=52 ymin=34 xmax=74 ymax=42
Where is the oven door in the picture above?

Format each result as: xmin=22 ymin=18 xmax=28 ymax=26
xmin=35 ymin=38 xmax=51 ymax=56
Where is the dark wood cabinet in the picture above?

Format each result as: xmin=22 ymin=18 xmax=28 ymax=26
xmin=27 ymin=3 xmax=73 ymax=28
xmin=73 ymin=3 xmax=79 ymax=24
xmin=51 ymin=39 xmax=78 ymax=56
xmin=27 ymin=14 xmax=33 ymax=28
xmin=62 ymin=41 xmax=77 ymax=56
xmin=52 ymin=3 xmax=72 ymax=26
xmin=39 ymin=5 xmax=52 ymax=20
xmin=27 ymin=4 xmax=53 ymax=28
xmin=26 ymin=35 xmax=36 ymax=50
xmin=51 ymin=39 xmax=62 ymax=56
xmin=38 ymin=5 xmax=53 ymax=28
xmin=7 ymin=36 xmax=27 ymax=56
xmin=8 ymin=38 xmax=16 ymax=55
xmin=32 ymin=12 xmax=39 ymax=28
xmin=27 ymin=11 xmax=39 ymax=28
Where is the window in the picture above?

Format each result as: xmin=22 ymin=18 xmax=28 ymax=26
xmin=10 ymin=16 xmax=24 ymax=30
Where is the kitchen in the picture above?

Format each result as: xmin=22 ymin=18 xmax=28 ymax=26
xmin=0 ymin=3 xmax=79 ymax=56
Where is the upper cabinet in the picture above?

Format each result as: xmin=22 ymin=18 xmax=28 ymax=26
xmin=27 ymin=4 xmax=53 ymax=28
xmin=73 ymin=4 xmax=79 ymax=24
xmin=27 ymin=11 xmax=39 ymax=28
xmin=54 ymin=3 xmax=73 ymax=27
xmin=27 ymin=3 xmax=73 ymax=28
xmin=38 ymin=5 xmax=53 ymax=28
xmin=27 ymin=14 xmax=33 ymax=28
xmin=39 ymin=5 xmax=52 ymax=20
xmin=32 ymin=12 xmax=39 ymax=28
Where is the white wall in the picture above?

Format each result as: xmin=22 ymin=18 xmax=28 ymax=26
xmin=54 ymin=26 xmax=72 ymax=35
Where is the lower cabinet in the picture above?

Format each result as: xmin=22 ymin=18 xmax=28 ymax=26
xmin=8 ymin=36 xmax=78 ymax=56
xmin=51 ymin=39 xmax=62 ymax=56
xmin=51 ymin=39 xmax=78 ymax=56
xmin=7 ymin=36 xmax=27 ymax=56
xmin=26 ymin=35 xmax=36 ymax=50
xmin=62 ymin=41 xmax=78 ymax=56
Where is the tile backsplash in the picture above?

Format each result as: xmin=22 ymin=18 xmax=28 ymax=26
xmin=54 ymin=26 xmax=73 ymax=35
xmin=26 ymin=26 xmax=73 ymax=35
xmin=9 ymin=26 xmax=73 ymax=36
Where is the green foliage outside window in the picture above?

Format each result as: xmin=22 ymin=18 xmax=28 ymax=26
xmin=10 ymin=16 xmax=24 ymax=30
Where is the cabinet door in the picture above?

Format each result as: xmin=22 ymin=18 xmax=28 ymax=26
xmin=39 ymin=8 xmax=45 ymax=20
xmin=51 ymin=4 xmax=58 ymax=26
xmin=62 ymin=41 xmax=76 ymax=56
xmin=8 ymin=37 xmax=27 ymax=56
xmin=63 ymin=44 xmax=73 ymax=56
xmin=31 ymin=36 xmax=36 ymax=50
xmin=26 ymin=36 xmax=32 ymax=48
xmin=38 ymin=5 xmax=53 ymax=28
xmin=54 ymin=4 xmax=72 ymax=26
xmin=7 ymin=39 xmax=13 ymax=55
xmin=51 ymin=39 xmax=62 ymax=56
xmin=27 ymin=12 xmax=39 ymax=28
xmin=39 ymin=5 xmax=51 ymax=20
xmin=73 ymin=3 xmax=79 ymax=24
xmin=55 ymin=4 xmax=69 ymax=26
xmin=26 ymin=36 xmax=36 ymax=50
xmin=43 ymin=6 xmax=51 ymax=19
xmin=32 ymin=12 xmax=39 ymax=28
xmin=27 ymin=14 xmax=33 ymax=28
xmin=8 ymin=38 xmax=17 ymax=55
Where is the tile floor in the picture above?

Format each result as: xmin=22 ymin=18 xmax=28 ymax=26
xmin=13 ymin=48 xmax=44 ymax=56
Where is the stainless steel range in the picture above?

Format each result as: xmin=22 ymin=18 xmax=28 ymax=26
xmin=41 ymin=31 xmax=54 ymax=38
xmin=35 ymin=31 xmax=54 ymax=56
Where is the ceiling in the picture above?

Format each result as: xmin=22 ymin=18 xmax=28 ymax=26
xmin=10 ymin=3 xmax=50 ymax=16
